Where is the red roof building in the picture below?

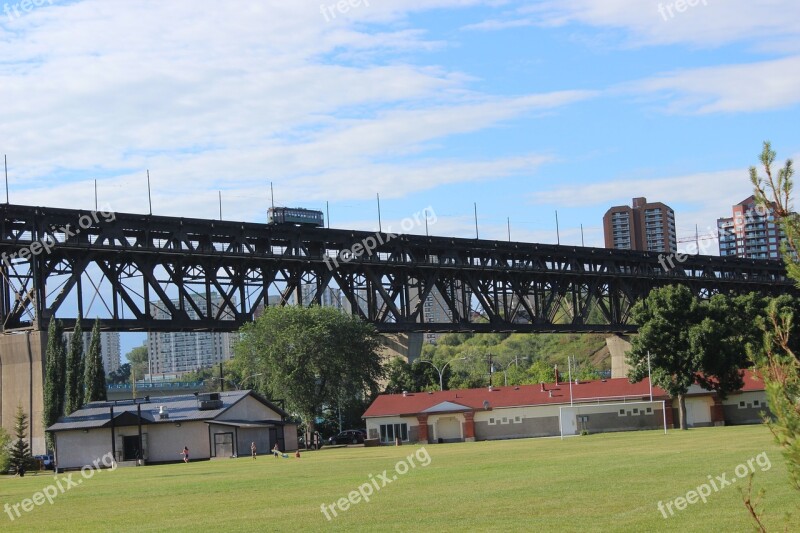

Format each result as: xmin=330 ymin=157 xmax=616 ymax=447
xmin=363 ymin=371 xmax=766 ymax=444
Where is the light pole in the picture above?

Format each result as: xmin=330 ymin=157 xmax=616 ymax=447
xmin=240 ymin=373 xmax=264 ymax=390
xmin=490 ymin=359 xmax=520 ymax=387
xmin=419 ymin=356 xmax=466 ymax=391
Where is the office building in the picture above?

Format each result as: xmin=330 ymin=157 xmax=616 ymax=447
xmin=603 ymin=197 xmax=677 ymax=253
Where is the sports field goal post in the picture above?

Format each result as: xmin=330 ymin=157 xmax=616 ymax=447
xmin=558 ymin=400 xmax=668 ymax=439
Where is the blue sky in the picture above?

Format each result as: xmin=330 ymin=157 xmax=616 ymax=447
xmin=2 ymin=0 xmax=799 ymax=356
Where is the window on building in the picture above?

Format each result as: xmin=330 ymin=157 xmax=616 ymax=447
xmin=379 ymin=423 xmax=408 ymax=443
xmin=618 ymin=409 xmax=626 ymax=417
xmin=753 ymin=400 xmax=760 ymax=407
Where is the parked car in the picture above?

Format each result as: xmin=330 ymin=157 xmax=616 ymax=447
xmin=328 ymin=429 xmax=367 ymax=445
xmin=33 ymin=454 xmax=54 ymax=470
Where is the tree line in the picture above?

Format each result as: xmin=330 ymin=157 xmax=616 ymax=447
xmin=42 ymin=317 xmax=107 ymax=451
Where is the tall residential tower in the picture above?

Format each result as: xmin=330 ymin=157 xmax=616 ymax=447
xmin=603 ymin=197 xmax=677 ymax=253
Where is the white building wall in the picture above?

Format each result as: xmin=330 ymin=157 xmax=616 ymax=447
xmin=54 ymin=429 xmax=115 ymax=470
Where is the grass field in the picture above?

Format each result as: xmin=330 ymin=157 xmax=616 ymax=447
xmin=1 ymin=425 xmax=796 ymax=532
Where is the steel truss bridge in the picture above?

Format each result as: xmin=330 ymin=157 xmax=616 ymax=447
xmin=0 ymin=203 xmax=795 ymax=335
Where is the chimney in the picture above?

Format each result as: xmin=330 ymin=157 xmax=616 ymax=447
xmin=540 ymin=382 xmax=545 ymax=392
xmin=402 ymin=391 xmax=408 ymax=397
xmin=548 ymin=390 xmax=553 ymax=398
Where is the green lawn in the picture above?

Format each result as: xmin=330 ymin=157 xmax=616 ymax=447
xmin=1 ymin=425 xmax=796 ymax=532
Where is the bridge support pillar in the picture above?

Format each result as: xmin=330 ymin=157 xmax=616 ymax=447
xmin=380 ymin=333 xmax=424 ymax=363
xmin=607 ymin=334 xmax=633 ymax=379
xmin=0 ymin=330 xmax=47 ymax=455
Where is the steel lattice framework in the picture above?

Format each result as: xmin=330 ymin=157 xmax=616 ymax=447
xmin=0 ymin=204 xmax=795 ymax=334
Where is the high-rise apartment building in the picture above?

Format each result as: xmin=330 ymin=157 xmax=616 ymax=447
xmin=717 ymin=196 xmax=784 ymax=260
xmin=603 ymin=197 xmax=677 ymax=253
xmin=63 ymin=330 xmax=121 ymax=375
xmin=147 ymin=293 xmax=235 ymax=374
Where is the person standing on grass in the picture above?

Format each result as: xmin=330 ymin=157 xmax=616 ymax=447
xmin=272 ymin=443 xmax=280 ymax=458
xmin=251 ymin=441 xmax=257 ymax=460
xmin=180 ymin=446 xmax=189 ymax=463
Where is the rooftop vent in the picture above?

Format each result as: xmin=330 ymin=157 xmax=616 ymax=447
xmin=198 ymin=392 xmax=223 ymax=411
xmin=158 ymin=406 xmax=169 ymax=420
xmin=402 ymin=391 xmax=408 ymax=397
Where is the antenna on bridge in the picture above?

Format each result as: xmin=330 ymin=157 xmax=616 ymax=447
xmin=555 ymin=210 xmax=560 ymax=245
xmin=474 ymin=203 xmax=479 ymax=239
xmin=326 ymin=201 xmax=330 ymax=229
xmin=377 ymin=193 xmax=382 ymax=233
xmin=581 ymin=224 xmax=585 ymax=247
xmin=147 ymin=170 xmax=153 ymax=215
xmin=219 ymin=191 xmax=223 ymax=220
xmin=270 ymin=181 xmax=275 ymax=211
xmin=4 ymin=154 xmax=8 ymax=204
xmin=507 ymin=217 xmax=511 ymax=242
xmin=94 ymin=179 xmax=98 ymax=211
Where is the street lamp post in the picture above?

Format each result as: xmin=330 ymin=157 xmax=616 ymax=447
xmin=240 ymin=373 xmax=264 ymax=390
xmin=419 ymin=356 xmax=466 ymax=391
xmin=490 ymin=359 xmax=520 ymax=387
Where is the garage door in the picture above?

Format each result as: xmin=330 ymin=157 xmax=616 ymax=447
xmin=436 ymin=416 xmax=462 ymax=442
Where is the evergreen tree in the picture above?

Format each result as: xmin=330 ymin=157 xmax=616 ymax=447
xmin=43 ymin=318 xmax=66 ymax=451
xmin=84 ymin=319 xmax=107 ymax=402
xmin=64 ymin=317 xmax=85 ymax=414
xmin=9 ymin=405 xmax=35 ymax=474
xmin=751 ymin=141 xmax=800 ymax=494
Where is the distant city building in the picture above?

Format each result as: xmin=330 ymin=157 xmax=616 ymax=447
xmin=63 ymin=330 xmax=121 ymax=375
xmin=717 ymin=195 xmax=785 ymax=260
xmin=293 ymin=284 xmax=344 ymax=309
xmin=147 ymin=293 xmax=235 ymax=374
xmin=603 ymin=197 xmax=677 ymax=253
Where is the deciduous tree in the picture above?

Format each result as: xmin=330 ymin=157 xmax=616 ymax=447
xmin=233 ymin=305 xmax=384 ymax=444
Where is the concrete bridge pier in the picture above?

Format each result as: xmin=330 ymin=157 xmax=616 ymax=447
xmin=607 ymin=334 xmax=633 ymax=379
xmin=0 ymin=331 xmax=47 ymax=455
xmin=380 ymin=333 xmax=424 ymax=363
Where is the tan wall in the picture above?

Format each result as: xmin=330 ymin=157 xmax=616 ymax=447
xmin=147 ymin=421 xmax=211 ymax=463
xmin=216 ymin=395 xmax=282 ymax=421
xmin=283 ymin=423 xmax=298 ymax=451
xmin=0 ymin=330 xmax=47 ymax=455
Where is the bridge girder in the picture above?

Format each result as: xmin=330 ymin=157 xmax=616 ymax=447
xmin=0 ymin=204 xmax=794 ymax=334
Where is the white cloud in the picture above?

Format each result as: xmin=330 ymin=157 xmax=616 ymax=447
xmin=624 ymin=55 xmax=800 ymax=113
xmin=0 ymin=0 xmax=587 ymax=215
xmin=468 ymin=0 xmax=800 ymax=51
